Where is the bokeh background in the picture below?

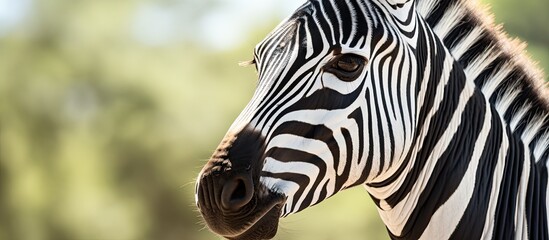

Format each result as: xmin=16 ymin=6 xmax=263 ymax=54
xmin=0 ymin=0 xmax=547 ymax=239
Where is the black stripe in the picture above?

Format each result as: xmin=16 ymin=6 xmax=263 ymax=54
xmin=261 ymin=171 xmax=309 ymax=211
xmin=333 ymin=0 xmax=353 ymax=43
xmin=282 ymin=78 xmax=364 ymax=112
xmin=443 ymin=13 xmax=474 ymax=51
xmin=348 ymin=0 xmax=369 ymax=48
xmin=334 ymin=127 xmax=354 ymax=191
xmin=394 ymin=89 xmax=487 ymax=239
xmin=526 ymin=160 xmax=549 ymax=240
xmin=532 ymin=160 xmax=549 ymax=239
xmin=322 ymin=0 xmax=340 ymax=44
xmin=264 ymin=148 xmax=327 ymax=210
xmin=271 ymin=121 xmax=339 ymax=170
xmin=348 ymin=108 xmax=365 ymax=167
xmin=450 ymin=105 xmax=502 ymax=239
xmin=492 ymin=126 xmax=524 ymax=238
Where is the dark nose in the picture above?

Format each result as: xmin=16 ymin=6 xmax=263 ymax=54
xmin=196 ymin=127 xmax=274 ymax=237
xmin=197 ymin=161 xmax=256 ymax=214
xmin=220 ymin=173 xmax=254 ymax=211
xmin=197 ymin=127 xmax=265 ymax=214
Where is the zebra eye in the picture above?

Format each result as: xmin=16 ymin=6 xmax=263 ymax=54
xmin=324 ymin=54 xmax=367 ymax=82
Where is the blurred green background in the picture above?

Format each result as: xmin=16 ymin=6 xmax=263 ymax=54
xmin=0 ymin=0 xmax=546 ymax=240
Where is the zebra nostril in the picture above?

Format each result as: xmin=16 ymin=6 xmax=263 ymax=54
xmin=231 ymin=179 xmax=247 ymax=200
xmin=220 ymin=174 xmax=254 ymax=211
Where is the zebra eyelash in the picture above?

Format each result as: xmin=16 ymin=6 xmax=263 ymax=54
xmin=239 ymin=59 xmax=256 ymax=67
xmin=239 ymin=59 xmax=259 ymax=76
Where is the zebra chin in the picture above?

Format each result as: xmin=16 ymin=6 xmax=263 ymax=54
xmin=196 ymin=126 xmax=287 ymax=240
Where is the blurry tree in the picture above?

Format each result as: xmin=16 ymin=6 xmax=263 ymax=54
xmin=484 ymin=0 xmax=549 ymax=76
xmin=0 ymin=0 xmax=248 ymax=239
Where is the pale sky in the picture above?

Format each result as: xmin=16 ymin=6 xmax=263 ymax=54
xmin=0 ymin=0 xmax=32 ymax=36
xmin=195 ymin=0 xmax=306 ymax=49
xmin=133 ymin=0 xmax=306 ymax=49
xmin=0 ymin=0 xmax=306 ymax=50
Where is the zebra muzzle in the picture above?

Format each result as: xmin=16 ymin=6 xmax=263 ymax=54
xmin=196 ymin=128 xmax=286 ymax=240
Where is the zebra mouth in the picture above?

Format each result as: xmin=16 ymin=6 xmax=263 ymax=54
xmin=224 ymin=200 xmax=285 ymax=240
xmin=197 ymin=176 xmax=286 ymax=240
xmin=196 ymin=126 xmax=286 ymax=239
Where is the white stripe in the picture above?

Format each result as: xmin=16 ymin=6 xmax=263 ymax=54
xmin=322 ymin=70 xmax=365 ymax=94
xmin=522 ymin=116 xmax=547 ymax=145
xmin=328 ymin=1 xmax=344 ymax=44
xmin=480 ymin=115 xmax=509 ymax=239
xmin=432 ymin=3 xmax=464 ymax=40
xmin=416 ymin=0 xmax=439 ymax=17
xmin=344 ymin=0 xmax=358 ymax=46
xmin=480 ymin=62 xmax=513 ymax=98
xmin=515 ymin=149 xmax=531 ymax=239
xmin=419 ymin=97 xmax=492 ymax=240
xmin=262 ymin=156 xmax=320 ymax=214
xmin=304 ymin=18 xmax=315 ymax=59
xmin=534 ymin=132 xmax=549 ymax=162
xmin=260 ymin=176 xmax=300 ymax=216
xmin=509 ymin=103 xmax=530 ymax=132
xmin=547 ymin=160 xmax=549 ymax=235
xmin=494 ymin=82 xmax=521 ymax=116
xmin=464 ymin=48 xmax=500 ymax=82
xmin=318 ymin=0 xmax=336 ymax=45
xmin=450 ymin=26 xmax=483 ymax=59
xmin=265 ymin=134 xmax=338 ymax=207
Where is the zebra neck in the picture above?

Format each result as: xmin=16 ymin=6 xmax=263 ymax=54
xmin=365 ymin=37 xmax=485 ymax=236
xmin=367 ymin=46 xmax=545 ymax=239
xmin=371 ymin=79 xmax=547 ymax=239
xmin=417 ymin=2 xmax=549 ymax=238
xmin=365 ymin=8 xmax=549 ymax=237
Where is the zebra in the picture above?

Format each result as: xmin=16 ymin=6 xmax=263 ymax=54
xmin=195 ymin=0 xmax=549 ymax=239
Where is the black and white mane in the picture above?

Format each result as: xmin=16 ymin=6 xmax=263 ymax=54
xmin=417 ymin=0 xmax=549 ymax=157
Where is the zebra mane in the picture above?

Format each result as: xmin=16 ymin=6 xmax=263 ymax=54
xmin=415 ymin=0 xmax=549 ymax=162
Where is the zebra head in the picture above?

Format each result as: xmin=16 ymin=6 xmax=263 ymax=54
xmin=196 ymin=0 xmax=421 ymax=239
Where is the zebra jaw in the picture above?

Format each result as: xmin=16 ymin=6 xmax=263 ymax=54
xmin=196 ymin=128 xmax=287 ymax=240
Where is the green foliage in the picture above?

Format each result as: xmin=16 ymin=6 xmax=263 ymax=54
xmin=483 ymin=0 xmax=549 ymax=76
xmin=0 ymin=1 xmax=546 ymax=240
xmin=0 ymin=1 xmax=257 ymax=239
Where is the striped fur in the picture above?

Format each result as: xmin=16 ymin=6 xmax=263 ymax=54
xmin=196 ymin=0 xmax=549 ymax=239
